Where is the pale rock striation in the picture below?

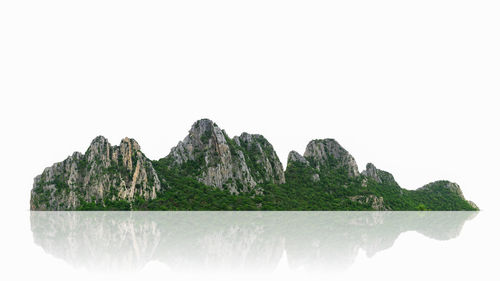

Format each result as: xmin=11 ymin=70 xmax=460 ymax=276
xmin=286 ymin=139 xmax=360 ymax=180
xmin=362 ymin=163 xmax=382 ymax=183
xmin=287 ymin=150 xmax=320 ymax=182
xmin=30 ymin=119 xmax=479 ymax=211
xmin=233 ymin=132 xmax=285 ymax=185
xmin=349 ymin=195 xmax=390 ymax=211
xmin=417 ymin=181 xmax=465 ymax=198
xmin=303 ymin=139 xmax=360 ymax=177
xmin=163 ymin=119 xmax=285 ymax=194
xmin=361 ymin=163 xmax=400 ymax=187
xmin=287 ymin=151 xmax=308 ymax=166
xmin=30 ymin=136 xmax=161 ymax=210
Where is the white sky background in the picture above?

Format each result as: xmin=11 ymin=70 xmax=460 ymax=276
xmin=1 ymin=0 xmax=499 ymax=212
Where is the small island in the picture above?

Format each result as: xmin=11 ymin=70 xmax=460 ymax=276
xmin=30 ymin=119 xmax=478 ymax=211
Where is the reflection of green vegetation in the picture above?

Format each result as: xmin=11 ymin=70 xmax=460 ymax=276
xmin=417 ymin=204 xmax=428 ymax=211
xmin=29 ymin=211 xmax=477 ymax=271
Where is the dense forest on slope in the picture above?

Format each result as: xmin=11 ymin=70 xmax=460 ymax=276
xmin=77 ymin=158 xmax=476 ymax=211
xmin=31 ymin=119 xmax=478 ymax=211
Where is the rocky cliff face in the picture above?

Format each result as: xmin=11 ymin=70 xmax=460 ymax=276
xmin=287 ymin=150 xmax=308 ymax=165
xmin=361 ymin=163 xmax=400 ymax=187
xmin=30 ymin=119 xmax=479 ymax=211
xmin=162 ymin=119 xmax=284 ymax=194
xmin=233 ymin=132 xmax=285 ymax=184
xmin=348 ymin=195 xmax=390 ymax=211
xmin=286 ymin=139 xmax=360 ymax=184
xmin=30 ymin=136 xmax=161 ymax=210
xmin=303 ymin=139 xmax=360 ymax=177
xmin=362 ymin=163 xmax=382 ymax=183
xmin=417 ymin=180 xmax=465 ymax=198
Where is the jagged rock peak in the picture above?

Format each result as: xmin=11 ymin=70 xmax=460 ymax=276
xmin=165 ymin=119 xmax=285 ymax=193
xmin=362 ymin=163 xmax=382 ymax=183
xmin=187 ymin=118 xmax=226 ymax=144
xmin=233 ymin=132 xmax=270 ymax=145
xmin=91 ymin=135 xmax=109 ymax=145
xmin=30 ymin=136 xmax=161 ymax=210
xmin=87 ymin=135 xmax=111 ymax=161
xmin=169 ymin=119 xmax=228 ymax=166
xmin=121 ymin=137 xmax=141 ymax=150
xmin=233 ymin=132 xmax=285 ymax=184
xmin=287 ymin=150 xmax=308 ymax=166
xmin=303 ymin=139 xmax=360 ymax=177
xmin=361 ymin=163 xmax=399 ymax=187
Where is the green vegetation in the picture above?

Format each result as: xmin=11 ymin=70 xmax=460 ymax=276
xmin=72 ymin=156 xmax=478 ymax=211
xmin=31 ymin=128 xmax=478 ymax=211
xmin=78 ymin=199 xmax=131 ymax=210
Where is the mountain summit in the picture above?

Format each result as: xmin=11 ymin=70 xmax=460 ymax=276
xmin=31 ymin=136 xmax=161 ymax=210
xmin=157 ymin=119 xmax=284 ymax=194
xmin=30 ymin=119 xmax=478 ymax=211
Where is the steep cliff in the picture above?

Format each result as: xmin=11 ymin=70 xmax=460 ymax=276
xmin=286 ymin=139 xmax=361 ymax=185
xmin=361 ymin=163 xmax=400 ymax=187
xmin=233 ymin=132 xmax=285 ymax=185
xmin=303 ymin=139 xmax=360 ymax=177
xmin=30 ymin=119 xmax=479 ymax=211
xmin=157 ymin=119 xmax=284 ymax=194
xmin=285 ymin=141 xmax=477 ymax=211
xmin=30 ymin=136 xmax=161 ymax=210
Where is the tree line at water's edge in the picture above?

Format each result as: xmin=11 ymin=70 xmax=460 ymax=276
xmin=77 ymin=158 xmax=477 ymax=211
xmin=31 ymin=119 xmax=479 ymax=211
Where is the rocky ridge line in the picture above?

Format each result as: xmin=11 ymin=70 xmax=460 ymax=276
xmin=30 ymin=136 xmax=161 ymax=210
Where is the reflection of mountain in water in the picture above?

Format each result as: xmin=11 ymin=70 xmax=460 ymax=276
xmin=30 ymin=211 xmax=477 ymax=272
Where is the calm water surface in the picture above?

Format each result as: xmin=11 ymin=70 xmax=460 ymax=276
xmin=18 ymin=211 xmax=498 ymax=280
xmin=3 ymin=211 xmax=498 ymax=281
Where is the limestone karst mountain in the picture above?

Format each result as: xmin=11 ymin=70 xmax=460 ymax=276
xmin=362 ymin=163 xmax=400 ymax=186
xmin=30 ymin=136 xmax=161 ymax=210
xmin=303 ymin=138 xmax=360 ymax=177
xmin=157 ymin=119 xmax=284 ymax=194
xmin=30 ymin=118 xmax=479 ymax=211
xmin=286 ymin=148 xmax=477 ymax=211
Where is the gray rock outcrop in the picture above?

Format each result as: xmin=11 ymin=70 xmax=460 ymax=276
xmin=287 ymin=151 xmax=308 ymax=166
xmin=233 ymin=132 xmax=285 ymax=184
xmin=349 ymin=195 xmax=390 ymax=211
xmin=163 ymin=119 xmax=285 ymax=194
xmin=286 ymin=139 xmax=360 ymax=178
xmin=29 ymin=119 xmax=479 ymax=211
xmin=417 ymin=180 xmax=465 ymax=199
xmin=361 ymin=163 xmax=400 ymax=187
xmin=303 ymin=139 xmax=360 ymax=177
xmin=362 ymin=163 xmax=382 ymax=183
xmin=30 ymin=136 xmax=161 ymax=210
